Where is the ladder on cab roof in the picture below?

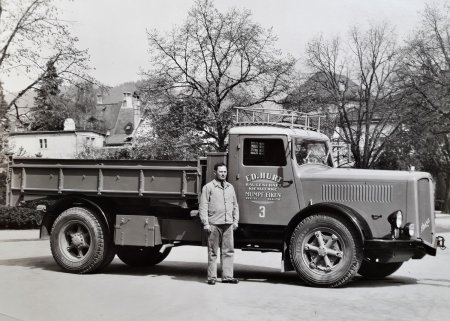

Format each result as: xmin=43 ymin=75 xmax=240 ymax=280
xmin=235 ymin=107 xmax=323 ymax=132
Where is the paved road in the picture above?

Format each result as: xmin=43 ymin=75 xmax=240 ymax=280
xmin=0 ymin=216 xmax=449 ymax=321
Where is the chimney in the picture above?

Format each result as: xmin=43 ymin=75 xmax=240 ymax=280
xmin=132 ymin=94 xmax=141 ymax=130
xmin=122 ymin=92 xmax=132 ymax=109
xmin=96 ymin=94 xmax=103 ymax=105
xmin=63 ymin=118 xmax=76 ymax=131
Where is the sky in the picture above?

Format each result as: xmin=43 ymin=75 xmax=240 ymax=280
xmin=3 ymin=0 xmax=439 ymax=92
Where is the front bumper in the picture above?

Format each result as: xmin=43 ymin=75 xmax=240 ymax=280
xmin=364 ymin=239 xmax=438 ymax=263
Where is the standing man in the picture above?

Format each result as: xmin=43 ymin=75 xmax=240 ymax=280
xmin=199 ymin=162 xmax=239 ymax=285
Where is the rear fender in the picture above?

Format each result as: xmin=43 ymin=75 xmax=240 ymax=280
xmin=40 ymin=196 xmax=112 ymax=239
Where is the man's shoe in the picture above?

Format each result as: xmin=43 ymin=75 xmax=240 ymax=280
xmin=222 ymin=278 xmax=239 ymax=284
xmin=207 ymin=279 xmax=216 ymax=285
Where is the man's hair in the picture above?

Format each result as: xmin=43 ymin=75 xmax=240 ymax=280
xmin=214 ymin=162 xmax=227 ymax=171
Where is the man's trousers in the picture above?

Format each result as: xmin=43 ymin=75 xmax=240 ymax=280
xmin=207 ymin=224 xmax=234 ymax=280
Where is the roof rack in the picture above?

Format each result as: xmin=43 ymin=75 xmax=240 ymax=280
xmin=235 ymin=107 xmax=323 ymax=132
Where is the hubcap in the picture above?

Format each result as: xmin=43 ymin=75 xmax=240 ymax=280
xmin=300 ymin=229 xmax=344 ymax=274
xmin=58 ymin=221 xmax=92 ymax=262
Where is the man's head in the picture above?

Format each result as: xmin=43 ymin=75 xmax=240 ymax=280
xmin=214 ymin=162 xmax=227 ymax=182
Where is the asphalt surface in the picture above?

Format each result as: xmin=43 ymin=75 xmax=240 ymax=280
xmin=0 ymin=216 xmax=449 ymax=321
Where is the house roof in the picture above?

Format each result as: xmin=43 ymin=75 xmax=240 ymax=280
xmin=95 ymin=103 xmax=122 ymax=130
xmin=94 ymin=102 xmax=137 ymax=146
xmin=111 ymin=108 xmax=134 ymax=136
xmin=105 ymin=134 xmax=132 ymax=146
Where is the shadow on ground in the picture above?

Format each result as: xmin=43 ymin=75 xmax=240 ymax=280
xmin=1 ymin=255 xmax=446 ymax=288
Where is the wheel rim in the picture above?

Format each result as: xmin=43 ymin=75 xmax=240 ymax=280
xmin=300 ymin=227 xmax=345 ymax=275
xmin=58 ymin=220 xmax=93 ymax=263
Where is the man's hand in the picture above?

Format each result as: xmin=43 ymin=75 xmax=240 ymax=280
xmin=232 ymin=222 xmax=238 ymax=230
xmin=203 ymin=224 xmax=211 ymax=233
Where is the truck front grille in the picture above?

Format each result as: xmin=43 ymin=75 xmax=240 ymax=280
xmin=321 ymin=184 xmax=392 ymax=203
xmin=417 ymin=178 xmax=433 ymax=244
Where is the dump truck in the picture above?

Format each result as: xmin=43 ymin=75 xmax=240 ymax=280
xmin=5 ymin=107 xmax=446 ymax=287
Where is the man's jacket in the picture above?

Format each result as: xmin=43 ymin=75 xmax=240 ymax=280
xmin=199 ymin=179 xmax=239 ymax=226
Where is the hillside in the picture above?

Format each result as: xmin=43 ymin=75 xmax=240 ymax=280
xmin=5 ymin=80 xmax=142 ymax=108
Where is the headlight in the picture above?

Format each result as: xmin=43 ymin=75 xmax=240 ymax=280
xmin=404 ymin=223 xmax=415 ymax=237
xmin=388 ymin=210 xmax=403 ymax=228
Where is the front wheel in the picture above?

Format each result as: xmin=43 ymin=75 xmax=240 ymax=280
xmin=50 ymin=207 xmax=113 ymax=273
xmin=289 ymin=214 xmax=363 ymax=287
xmin=358 ymin=261 xmax=403 ymax=278
xmin=117 ymin=245 xmax=171 ymax=267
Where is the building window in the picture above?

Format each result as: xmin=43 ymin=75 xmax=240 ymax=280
xmin=243 ymin=138 xmax=286 ymax=166
xmin=39 ymin=139 xmax=47 ymax=149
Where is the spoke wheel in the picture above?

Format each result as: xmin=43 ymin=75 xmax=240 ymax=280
xmin=290 ymin=213 xmax=362 ymax=287
xmin=301 ymin=229 xmax=345 ymax=273
xmin=58 ymin=221 xmax=92 ymax=262
xmin=50 ymin=207 xmax=112 ymax=274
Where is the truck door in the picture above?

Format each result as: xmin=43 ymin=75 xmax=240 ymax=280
xmin=231 ymin=135 xmax=300 ymax=225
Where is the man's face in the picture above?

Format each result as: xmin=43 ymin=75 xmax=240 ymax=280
xmin=215 ymin=165 xmax=227 ymax=181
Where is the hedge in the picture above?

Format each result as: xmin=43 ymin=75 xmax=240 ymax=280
xmin=0 ymin=205 xmax=43 ymax=229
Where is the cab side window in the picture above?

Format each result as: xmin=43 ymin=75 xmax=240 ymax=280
xmin=243 ymin=138 xmax=286 ymax=166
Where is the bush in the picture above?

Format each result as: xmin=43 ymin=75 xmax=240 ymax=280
xmin=0 ymin=205 xmax=43 ymax=229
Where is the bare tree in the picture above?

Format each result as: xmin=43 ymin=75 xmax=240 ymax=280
xmin=301 ymin=24 xmax=403 ymax=168
xmin=398 ymin=3 xmax=450 ymax=119
xmin=0 ymin=0 xmax=92 ymax=122
xmin=141 ymin=0 xmax=295 ymax=151
xmin=396 ymin=3 xmax=450 ymax=211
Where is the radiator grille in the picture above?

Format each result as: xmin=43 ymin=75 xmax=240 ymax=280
xmin=417 ymin=178 xmax=433 ymax=244
xmin=321 ymin=184 xmax=392 ymax=203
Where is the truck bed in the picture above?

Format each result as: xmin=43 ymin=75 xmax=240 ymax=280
xmin=6 ymin=157 xmax=201 ymax=206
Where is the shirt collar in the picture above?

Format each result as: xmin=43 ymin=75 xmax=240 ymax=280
xmin=213 ymin=179 xmax=229 ymax=188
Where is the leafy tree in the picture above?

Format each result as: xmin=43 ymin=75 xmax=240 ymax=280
xmin=289 ymin=24 xmax=404 ymax=168
xmin=141 ymin=0 xmax=295 ymax=151
xmin=0 ymin=0 xmax=92 ymax=122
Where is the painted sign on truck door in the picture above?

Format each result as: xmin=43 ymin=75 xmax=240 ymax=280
xmin=232 ymin=135 xmax=300 ymax=225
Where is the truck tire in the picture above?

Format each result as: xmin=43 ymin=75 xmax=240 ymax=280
xmin=116 ymin=245 xmax=171 ymax=267
xmin=289 ymin=213 xmax=363 ymax=287
xmin=50 ymin=207 xmax=112 ymax=274
xmin=358 ymin=261 xmax=403 ymax=278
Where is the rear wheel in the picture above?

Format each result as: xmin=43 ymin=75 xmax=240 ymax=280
xmin=50 ymin=207 xmax=112 ymax=273
xmin=117 ymin=245 xmax=171 ymax=267
xmin=289 ymin=213 xmax=363 ymax=287
xmin=358 ymin=261 xmax=403 ymax=278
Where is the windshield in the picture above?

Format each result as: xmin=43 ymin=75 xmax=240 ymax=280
xmin=294 ymin=138 xmax=333 ymax=167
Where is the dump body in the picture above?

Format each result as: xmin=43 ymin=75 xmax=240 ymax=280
xmin=7 ymin=158 xmax=200 ymax=205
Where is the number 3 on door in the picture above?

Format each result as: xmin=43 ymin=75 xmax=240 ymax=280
xmin=259 ymin=206 xmax=266 ymax=218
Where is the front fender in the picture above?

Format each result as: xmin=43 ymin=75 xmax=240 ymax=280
xmin=286 ymin=202 xmax=373 ymax=243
